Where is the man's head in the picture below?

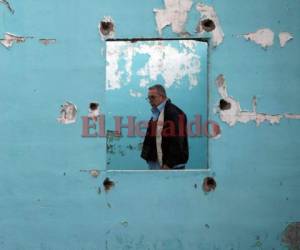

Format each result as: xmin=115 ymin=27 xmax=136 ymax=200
xmin=147 ymin=84 xmax=167 ymax=107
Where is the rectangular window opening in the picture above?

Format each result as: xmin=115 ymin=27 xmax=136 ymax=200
xmin=104 ymin=38 xmax=209 ymax=171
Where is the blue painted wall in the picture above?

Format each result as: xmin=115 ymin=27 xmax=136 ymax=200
xmin=0 ymin=0 xmax=299 ymax=249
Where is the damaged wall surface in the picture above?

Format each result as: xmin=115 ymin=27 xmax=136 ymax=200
xmin=0 ymin=0 xmax=300 ymax=249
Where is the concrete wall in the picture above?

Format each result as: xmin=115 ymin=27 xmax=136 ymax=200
xmin=0 ymin=0 xmax=299 ymax=249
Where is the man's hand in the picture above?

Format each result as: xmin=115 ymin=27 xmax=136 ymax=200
xmin=161 ymin=164 xmax=170 ymax=169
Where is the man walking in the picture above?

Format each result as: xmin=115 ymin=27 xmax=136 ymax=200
xmin=141 ymin=84 xmax=189 ymax=170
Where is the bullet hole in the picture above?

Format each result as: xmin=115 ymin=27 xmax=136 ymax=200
xmin=63 ymin=172 xmax=66 ymax=176
xmin=194 ymin=184 xmax=198 ymax=189
xmin=282 ymin=222 xmax=300 ymax=250
xmin=89 ymin=102 xmax=99 ymax=111
xmin=201 ymin=19 xmax=216 ymax=32
xmin=202 ymin=177 xmax=217 ymax=193
xmin=103 ymin=177 xmax=115 ymax=192
xmin=98 ymin=17 xmax=115 ymax=40
xmin=100 ymin=21 xmax=114 ymax=36
xmin=219 ymin=99 xmax=231 ymax=110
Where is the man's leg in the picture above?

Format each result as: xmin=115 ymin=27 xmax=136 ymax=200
xmin=172 ymin=164 xmax=186 ymax=169
xmin=147 ymin=161 xmax=161 ymax=170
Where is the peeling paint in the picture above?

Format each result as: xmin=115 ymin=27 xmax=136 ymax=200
xmin=196 ymin=4 xmax=224 ymax=47
xmin=216 ymin=75 xmax=300 ymax=126
xmin=107 ymin=130 xmax=121 ymax=141
xmin=98 ymin=16 xmax=115 ymax=40
xmin=282 ymin=222 xmax=300 ymax=250
xmin=90 ymin=170 xmax=100 ymax=178
xmin=285 ymin=114 xmax=300 ymax=120
xmin=0 ymin=33 xmax=33 ymax=49
xmin=279 ymin=32 xmax=293 ymax=47
xmin=106 ymin=42 xmax=124 ymax=90
xmin=153 ymin=0 xmax=193 ymax=35
xmin=129 ymin=89 xmax=143 ymax=98
xmin=80 ymin=169 xmax=100 ymax=178
xmin=243 ymin=28 xmax=274 ymax=49
xmin=0 ymin=0 xmax=14 ymax=14
xmin=106 ymin=40 xmax=201 ymax=90
xmin=57 ymin=101 xmax=77 ymax=124
xmin=140 ymin=79 xmax=150 ymax=88
xmin=39 ymin=39 xmax=56 ymax=46
xmin=106 ymin=130 xmax=122 ymax=155
xmin=216 ymin=75 xmax=282 ymax=126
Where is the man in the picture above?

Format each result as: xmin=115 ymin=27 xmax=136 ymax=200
xmin=141 ymin=84 xmax=189 ymax=170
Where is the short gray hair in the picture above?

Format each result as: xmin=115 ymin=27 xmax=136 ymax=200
xmin=148 ymin=84 xmax=167 ymax=98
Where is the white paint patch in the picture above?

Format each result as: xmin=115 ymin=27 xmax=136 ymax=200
xmin=106 ymin=41 xmax=201 ymax=90
xmin=179 ymin=40 xmax=197 ymax=52
xmin=196 ymin=4 xmax=224 ymax=47
xmin=129 ymin=89 xmax=143 ymax=98
xmin=136 ymin=42 xmax=200 ymax=89
xmin=216 ymin=75 xmax=282 ymax=126
xmin=80 ymin=169 xmax=100 ymax=178
xmin=279 ymin=32 xmax=293 ymax=47
xmin=124 ymin=45 xmax=134 ymax=83
xmin=106 ymin=41 xmax=127 ymax=90
xmin=0 ymin=32 xmax=33 ymax=49
xmin=57 ymin=101 xmax=77 ymax=124
xmin=90 ymin=170 xmax=100 ymax=178
xmin=243 ymin=28 xmax=274 ymax=49
xmin=140 ymin=79 xmax=150 ymax=88
xmin=88 ymin=109 xmax=100 ymax=120
xmin=0 ymin=0 xmax=14 ymax=14
xmin=153 ymin=0 xmax=193 ymax=35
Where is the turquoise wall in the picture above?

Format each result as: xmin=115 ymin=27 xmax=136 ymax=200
xmin=0 ymin=0 xmax=299 ymax=249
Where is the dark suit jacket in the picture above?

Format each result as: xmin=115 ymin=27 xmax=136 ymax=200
xmin=141 ymin=99 xmax=189 ymax=168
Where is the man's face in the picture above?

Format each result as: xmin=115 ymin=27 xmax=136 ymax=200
xmin=147 ymin=89 xmax=165 ymax=107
